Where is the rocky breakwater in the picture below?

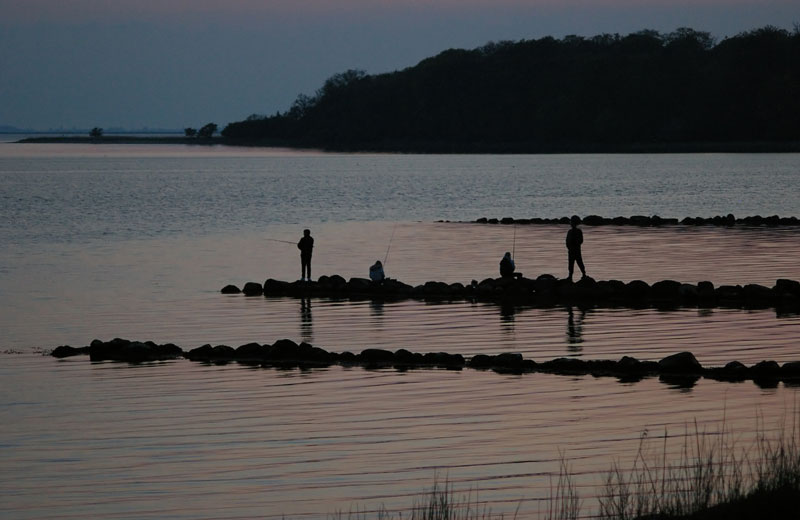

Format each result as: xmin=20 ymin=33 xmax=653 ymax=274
xmin=473 ymin=214 xmax=800 ymax=227
xmin=221 ymin=276 xmax=800 ymax=310
xmin=51 ymin=338 xmax=183 ymax=362
xmin=50 ymin=338 xmax=800 ymax=388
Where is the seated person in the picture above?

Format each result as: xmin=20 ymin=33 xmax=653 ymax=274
xmin=369 ymin=260 xmax=386 ymax=282
xmin=499 ymin=252 xmax=516 ymax=278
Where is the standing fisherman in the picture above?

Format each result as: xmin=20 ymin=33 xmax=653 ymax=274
xmin=298 ymin=229 xmax=314 ymax=281
xmin=566 ymin=215 xmax=587 ymax=281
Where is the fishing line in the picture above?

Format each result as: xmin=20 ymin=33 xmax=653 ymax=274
xmin=512 ymin=224 xmax=517 ymax=260
xmin=265 ymin=238 xmax=296 ymax=245
xmin=383 ymin=223 xmax=398 ymax=266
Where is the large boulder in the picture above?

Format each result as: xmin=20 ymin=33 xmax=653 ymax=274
xmin=242 ymin=282 xmax=263 ymax=296
xmin=742 ymin=284 xmax=774 ymax=306
xmin=348 ymin=277 xmax=372 ymax=292
xmin=658 ymin=351 xmax=702 ymax=373
xmin=651 ymin=280 xmax=682 ymax=301
xmin=625 ymin=280 xmax=651 ymax=301
xmin=220 ymin=284 xmax=241 ymax=294
xmin=358 ymin=348 xmax=396 ymax=364
xmin=263 ymin=278 xmax=292 ymax=295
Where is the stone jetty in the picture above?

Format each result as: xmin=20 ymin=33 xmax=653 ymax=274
xmin=221 ymin=275 xmax=800 ymax=310
xmin=50 ymin=337 xmax=800 ymax=388
xmin=471 ymin=214 xmax=800 ymax=227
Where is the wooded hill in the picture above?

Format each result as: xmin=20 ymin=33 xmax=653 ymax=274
xmin=222 ymin=27 xmax=800 ymax=152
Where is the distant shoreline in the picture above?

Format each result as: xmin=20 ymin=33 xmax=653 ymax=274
xmin=15 ymin=135 xmax=800 ymax=153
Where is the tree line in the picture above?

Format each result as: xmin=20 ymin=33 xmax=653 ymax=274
xmin=222 ymin=26 xmax=800 ymax=152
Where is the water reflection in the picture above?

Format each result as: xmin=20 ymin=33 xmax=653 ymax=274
xmin=566 ymin=306 xmax=586 ymax=351
xmin=658 ymin=373 xmax=700 ymax=391
xmin=370 ymin=299 xmax=385 ymax=318
xmin=300 ymin=298 xmax=313 ymax=342
xmin=499 ymin=302 xmax=516 ymax=332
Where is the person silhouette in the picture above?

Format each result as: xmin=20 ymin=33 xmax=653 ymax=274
xmin=297 ymin=229 xmax=314 ymax=281
xmin=499 ymin=252 xmax=515 ymax=278
xmin=369 ymin=260 xmax=386 ymax=282
xmin=566 ymin=215 xmax=587 ymax=281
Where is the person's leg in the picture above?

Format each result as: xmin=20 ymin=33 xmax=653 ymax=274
xmin=575 ymin=251 xmax=586 ymax=277
xmin=301 ymin=257 xmax=309 ymax=280
xmin=568 ymin=251 xmax=575 ymax=280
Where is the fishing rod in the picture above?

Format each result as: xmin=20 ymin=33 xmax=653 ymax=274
xmin=265 ymin=238 xmax=296 ymax=245
xmin=512 ymin=223 xmax=517 ymax=260
xmin=383 ymin=223 xmax=398 ymax=266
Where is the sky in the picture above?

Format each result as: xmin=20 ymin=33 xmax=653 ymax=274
xmin=1 ymin=0 xmax=799 ymax=131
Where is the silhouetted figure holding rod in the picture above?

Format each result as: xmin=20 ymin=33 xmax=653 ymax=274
xmin=297 ymin=229 xmax=314 ymax=281
xmin=566 ymin=215 xmax=587 ymax=281
xmin=499 ymin=252 xmax=522 ymax=278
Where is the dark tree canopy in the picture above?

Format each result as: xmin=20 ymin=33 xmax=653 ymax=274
xmin=222 ymin=27 xmax=800 ymax=151
xmin=197 ymin=123 xmax=218 ymax=138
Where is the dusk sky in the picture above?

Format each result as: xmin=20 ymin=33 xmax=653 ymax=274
xmin=2 ymin=0 xmax=799 ymax=130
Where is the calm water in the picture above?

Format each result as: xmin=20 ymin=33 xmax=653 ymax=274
xmin=1 ymin=143 xmax=800 ymax=518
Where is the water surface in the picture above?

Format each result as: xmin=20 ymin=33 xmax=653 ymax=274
xmin=1 ymin=144 xmax=799 ymax=518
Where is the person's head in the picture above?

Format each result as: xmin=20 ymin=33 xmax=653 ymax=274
xmin=375 ymin=260 xmax=382 ymax=267
xmin=503 ymin=252 xmax=511 ymax=259
xmin=303 ymin=228 xmax=310 ymax=237
xmin=570 ymin=215 xmax=581 ymax=227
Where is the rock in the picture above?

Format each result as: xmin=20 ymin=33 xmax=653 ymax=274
xmin=494 ymin=352 xmax=524 ymax=369
xmin=235 ymin=342 xmax=269 ymax=359
xmin=263 ymin=278 xmax=292 ymax=294
xmin=716 ymin=285 xmax=743 ymax=302
xmin=597 ymin=280 xmax=626 ymax=300
xmin=658 ymin=352 xmax=702 ymax=373
xmin=221 ymin=284 xmax=241 ymax=294
xmin=358 ymin=348 xmax=395 ymax=364
xmin=186 ymin=344 xmax=235 ymax=361
xmin=468 ymin=354 xmax=494 ymax=368
xmin=750 ymin=360 xmax=781 ymax=377
xmin=625 ymin=280 xmax=651 ymax=300
xmin=775 ymin=279 xmax=800 ymax=296
xmin=242 ymin=282 xmax=263 ymax=296
xmin=742 ymin=284 xmax=774 ymax=305
xmin=697 ymin=281 xmax=715 ymax=301
xmin=651 ymin=280 xmax=682 ymax=301
xmin=679 ymin=283 xmax=699 ymax=301
xmin=781 ymin=361 xmax=800 ymax=377
xmin=51 ymin=345 xmax=90 ymax=358
xmin=348 ymin=277 xmax=372 ymax=292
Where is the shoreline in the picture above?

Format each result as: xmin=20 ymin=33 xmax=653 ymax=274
xmin=15 ymin=135 xmax=800 ymax=153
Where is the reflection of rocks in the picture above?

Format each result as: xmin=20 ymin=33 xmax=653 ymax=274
xmin=50 ymin=337 xmax=800 ymax=388
xmin=222 ymin=275 xmax=800 ymax=311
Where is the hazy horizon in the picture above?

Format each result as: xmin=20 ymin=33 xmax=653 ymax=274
xmin=2 ymin=0 xmax=799 ymax=130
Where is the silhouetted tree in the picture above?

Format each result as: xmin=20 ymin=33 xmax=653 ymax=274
xmin=89 ymin=127 xmax=103 ymax=138
xmin=184 ymin=127 xmax=197 ymax=137
xmin=221 ymin=26 xmax=800 ymax=151
xmin=197 ymin=123 xmax=217 ymax=138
